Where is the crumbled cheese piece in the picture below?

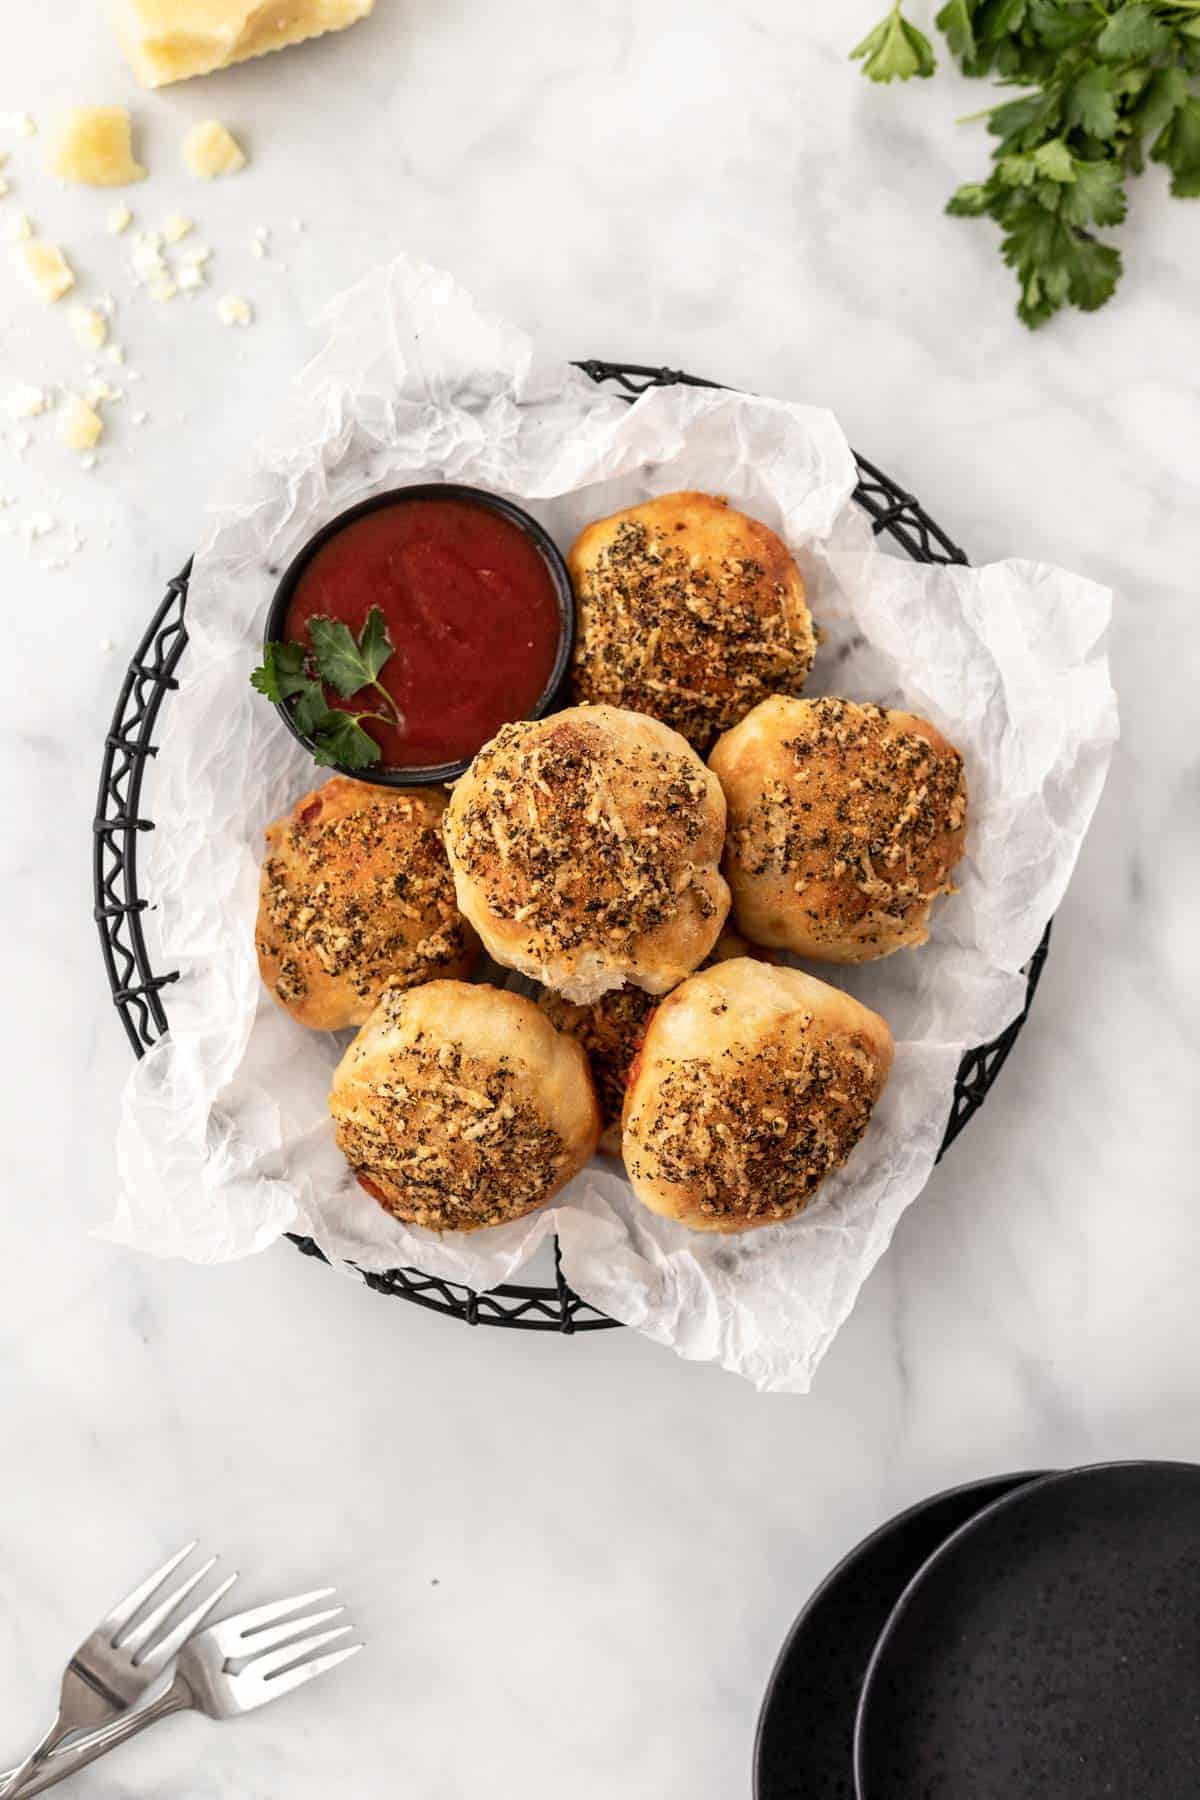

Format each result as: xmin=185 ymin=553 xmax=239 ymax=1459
xmin=183 ymin=242 xmax=211 ymax=265
xmin=250 ymin=238 xmax=266 ymax=259
xmin=131 ymin=409 xmax=148 ymax=425
xmin=9 ymin=209 xmax=32 ymax=241
xmin=16 ymin=239 xmax=75 ymax=302
xmin=162 ymin=212 xmax=193 ymax=244
xmin=50 ymin=107 xmax=146 ymax=187
xmin=81 ymin=454 xmax=97 ymax=470
xmin=100 ymin=636 xmax=114 ymax=650
xmin=183 ymin=120 xmax=246 ymax=178
xmin=113 ymin=0 xmax=375 ymax=87
xmin=177 ymin=261 xmax=204 ymax=290
xmin=0 ymin=152 xmax=7 ymax=168
xmin=12 ymin=114 xmax=36 ymax=139
xmin=150 ymin=274 xmax=178 ymax=302
xmin=130 ymin=232 xmax=167 ymax=284
xmin=7 ymin=383 xmax=48 ymax=419
xmin=71 ymin=304 xmax=109 ymax=349
xmin=86 ymin=378 xmax=117 ymax=405
xmin=59 ymin=393 xmax=104 ymax=451
xmin=107 ymin=203 xmax=133 ymax=234
xmin=106 ymin=343 xmax=126 ymax=364
xmin=216 ymin=293 xmax=252 ymax=326
xmin=0 ymin=177 xmax=9 ymax=198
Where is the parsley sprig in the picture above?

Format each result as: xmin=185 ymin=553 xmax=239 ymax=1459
xmin=251 ymin=607 xmax=403 ymax=769
xmin=852 ymin=1 xmax=1200 ymax=326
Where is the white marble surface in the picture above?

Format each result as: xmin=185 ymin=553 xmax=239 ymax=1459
xmin=1 ymin=3 xmax=1197 ymax=1794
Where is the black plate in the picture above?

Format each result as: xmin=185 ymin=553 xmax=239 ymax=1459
xmin=855 ymin=1460 xmax=1200 ymax=1799
xmin=754 ymin=1472 xmax=1046 ymax=1800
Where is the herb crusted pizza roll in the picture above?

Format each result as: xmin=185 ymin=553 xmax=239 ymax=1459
xmin=330 ymin=980 xmax=600 ymax=1232
xmin=256 ymin=777 xmax=479 ymax=1031
xmin=622 ymin=958 xmax=893 ymax=1233
xmin=442 ymin=704 xmax=730 ymax=1004
xmin=567 ymin=491 xmax=816 ymax=750
xmin=709 ymin=696 xmax=967 ymax=963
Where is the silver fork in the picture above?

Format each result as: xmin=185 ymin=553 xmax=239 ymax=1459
xmin=3 ymin=1588 xmax=363 ymax=1798
xmin=0 ymin=1542 xmax=234 ymax=1799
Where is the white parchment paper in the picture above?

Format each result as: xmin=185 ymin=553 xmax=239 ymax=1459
xmin=107 ymin=255 xmax=1118 ymax=1392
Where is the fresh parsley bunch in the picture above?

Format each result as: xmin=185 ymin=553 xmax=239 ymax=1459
xmin=251 ymin=606 xmax=403 ymax=769
xmin=852 ymin=1 xmax=1200 ymax=325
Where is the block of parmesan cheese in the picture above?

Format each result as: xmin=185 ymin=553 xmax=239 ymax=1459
xmin=110 ymin=0 xmax=376 ymax=88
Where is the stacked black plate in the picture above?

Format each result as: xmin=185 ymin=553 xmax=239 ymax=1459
xmin=755 ymin=1462 xmax=1200 ymax=1800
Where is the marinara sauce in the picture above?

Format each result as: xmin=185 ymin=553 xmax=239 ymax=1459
xmin=284 ymin=496 xmax=563 ymax=768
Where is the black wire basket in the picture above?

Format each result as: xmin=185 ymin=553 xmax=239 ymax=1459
xmin=94 ymin=360 xmax=1052 ymax=1335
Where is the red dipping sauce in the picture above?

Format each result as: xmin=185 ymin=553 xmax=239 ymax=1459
xmin=283 ymin=496 xmax=564 ymax=770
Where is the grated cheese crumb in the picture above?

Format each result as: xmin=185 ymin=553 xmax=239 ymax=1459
xmin=107 ymin=203 xmax=132 ymax=234
xmin=9 ymin=208 xmax=32 ymax=241
xmin=7 ymin=383 xmax=48 ymax=419
xmin=216 ymin=293 xmax=252 ymax=326
xmin=130 ymin=233 xmax=167 ymax=284
xmin=71 ymin=304 xmax=108 ymax=349
xmin=50 ymin=106 xmax=145 ymax=187
xmin=162 ymin=212 xmax=193 ymax=244
xmin=16 ymin=238 xmax=75 ymax=302
xmin=183 ymin=120 xmax=246 ymax=179
xmin=58 ymin=393 xmax=104 ymax=451
xmin=177 ymin=262 xmax=204 ymax=290
xmin=150 ymin=274 xmax=178 ymax=302
xmin=13 ymin=114 xmax=37 ymax=139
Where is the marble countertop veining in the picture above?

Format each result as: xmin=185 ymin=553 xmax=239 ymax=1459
xmin=1 ymin=3 xmax=1197 ymax=1795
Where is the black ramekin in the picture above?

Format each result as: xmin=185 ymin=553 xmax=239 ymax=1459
xmin=262 ymin=483 xmax=576 ymax=788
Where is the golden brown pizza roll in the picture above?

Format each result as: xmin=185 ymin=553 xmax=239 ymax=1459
xmin=622 ymin=958 xmax=893 ymax=1233
xmin=567 ymin=490 xmax=816 ymax=750
xmin=442 ymin=704 xmax=730 ymax=1004
xmin=538 ymin=927 xmax=778 ymax=1155
xmin=256 ymin=777 xmax=479 ymax=1031
xmin=329 ymin=981 xmax=600 ymax=1232
xmin=709 ymin=695 xmax=967 ymax=964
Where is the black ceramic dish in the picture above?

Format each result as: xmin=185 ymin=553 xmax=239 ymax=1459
xmin=753 ymin=1472 xmax=1046 ymax=1800
xmin=854 ymin=1460 xmax=1200 ymax=1800
xmin=262 ymin=482 xmax=576 ymax=788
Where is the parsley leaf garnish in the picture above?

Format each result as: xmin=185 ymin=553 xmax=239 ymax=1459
xmin=853 ymin=1 xmax=1200 ymax=326
xmin=308 ymin=609 xmax=394 ymax=701
xmin=250 ymin=640 xmax=309 ymax=704
xmin=250 ymin=605 xmax=404 ymax=770
xmin=851 ymin=4 xmax=937 ymax=81
xmin=305 ymin=708 xmax=386 ymax=771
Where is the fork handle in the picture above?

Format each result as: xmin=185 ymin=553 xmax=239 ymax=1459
xmin=1 ymin=1680 xmax=192 ymax=1798
xmin=0 ymin=1713 xmax=68 ymax=1800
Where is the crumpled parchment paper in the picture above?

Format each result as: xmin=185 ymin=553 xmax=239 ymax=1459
xmin=106 ymin=255 xmax=1118 ymax=1393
